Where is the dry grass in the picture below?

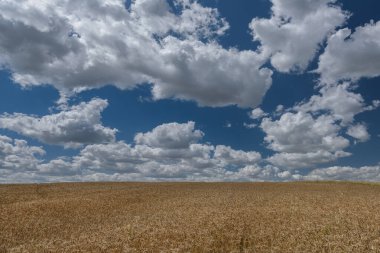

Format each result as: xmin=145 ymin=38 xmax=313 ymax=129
xmin=1 ymin=182 xmax=380 ymax=252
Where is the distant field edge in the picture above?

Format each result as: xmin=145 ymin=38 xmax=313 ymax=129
xmin=1 ymin=180 xmax=380 ymax=187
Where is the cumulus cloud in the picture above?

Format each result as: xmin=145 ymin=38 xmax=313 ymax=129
xmin=257 ymin=82 xmax=379 ymax=169
xmin=261 ymin=112 xmax=350 ymax=168
xmin=0 ymin=98 xmax=116 ymax=148
xmin=249 ymin=108 xmax=267 ymax=120
xmin=1 ymin=123 xmax=379 ymax=183
xmin=0 ymin=0 xmax=272 ymax=108
xmin=317 ymin=21 xmax=380 ymax=84
xmin=1 ymin=1 xmax=379 ymax=183
xmin=150 ymin=38 xmax=272 ymax=107
xmin=225 ymin=164 xmax=291 ymax=182
xmin=214 ymin=145 xmax=261 ymax=166
xmin=267 ymin=150 xmax=350 ymax=169
xmin=38 ymin=158 xmax=80 ymax=176
xmin=131 ymin=0 xmax=229 ymax=38
xmin=294 ymin=83 xmax=368 ymax=125
xmin=250 ymin=0 xmax=348 ymax=72
xmin=303 ymin=165 xmax=380 ymax=181
xmin=347 ymin=124 xmax=370 ymax=142
xmin=0 ymin=122 xmax=268 ymax=182
xmin=73 ymin=122 xmax=262 ymax=178
xmin=261 ymin=112 xmax=348 ymax=154
xmin=134 ymin=121 xmax=203 ymax=149
xmin=52 ymin=141 xmax=266 ymax=181
xmin=0 ymin=135 xmax=44 ymax=175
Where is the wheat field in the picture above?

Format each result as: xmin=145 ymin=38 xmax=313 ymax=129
xmin=1 ymin=182 xmax=380 ymax=252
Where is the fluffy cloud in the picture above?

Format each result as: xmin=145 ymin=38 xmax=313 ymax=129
xmin=73 ymin=122 xmax=262 ymax=178
xmin=261 ymin=112 xmax=350 ymax=168
xmin=225 ymin=165 xmax=292 ymax=182
xmin=0 ymin=98 xmax=116 ymax=148
xmin=347 ymin=124 xmax=370 ymax=142
xmin=258 ymin=82 xmax=379 ymax=169
xmin=249 ymin=108 xmax=267 ymax=120
xmin=0 ymin=135 xmax=44 ymax=175
xmin=1 ymin=1 xmax=379 ymax=183
xmin=303 ymin=165 xmax=380 ymax=181
xmin=38 ymin=158 xmax=80 ymax=176
xmin=261 ymin=112 xmax=349 ymax=154
xmin=294 ymin=83 xmax=369 ymax=125
xmin=317 ymin=21 xmax=380 ymax=84
xmin=214 ymin=145 xmax=261 ymax=166
xmin=0 ymin=0 xmax=272 ymax=108
xmin=151 ymin=38 xmax=272 ymax=107
xmin=134 ymin=121 xmax=203 ymax=149
xmin=267 ymin=150 xmax=350 ymax=169
xmin=1 ymin=124 xmax=379 ymax=183
xmin=250 ymin=0 xmax=348 ymax=72
xmin=131 ymin=0 xmax=229 ymax=38
xmin=0 ymin=122 xmax=267 ymax=182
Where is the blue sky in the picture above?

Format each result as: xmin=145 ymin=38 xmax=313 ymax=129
xmin=0 ymin=0 xmax=380 ymax=182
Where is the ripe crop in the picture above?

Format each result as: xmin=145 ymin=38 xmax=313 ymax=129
xmin=1 ymin=182 xmax=380 ymax=252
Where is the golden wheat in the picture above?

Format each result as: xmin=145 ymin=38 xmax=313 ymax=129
xmin=1 ymin=182 xmax=380 ymax=252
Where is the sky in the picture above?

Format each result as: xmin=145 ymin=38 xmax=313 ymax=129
xmin=0 ymin=0 xmax=380 ymax=183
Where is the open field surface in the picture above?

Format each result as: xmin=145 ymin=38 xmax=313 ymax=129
xmin=1 ymin=182 xmax=380 ymax=252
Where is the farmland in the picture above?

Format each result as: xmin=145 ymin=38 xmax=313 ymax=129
xmin=1 ymin=182 xmax=380 ymax=252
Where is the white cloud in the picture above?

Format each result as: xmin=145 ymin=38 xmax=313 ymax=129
xmin=225 ymin=165 xmax=290 ymax=182
xmin=0 ymin=98 xmax=116 ymax=148
xmin=243 ymin=123 xmax=257 ymax=129
xmin=261 ymin=112 xmax=349 ymax=154
xmin=74 ymin=122 xmax=262 ymax=178
xmin=0 ymin=122 xmax=268 ymax=182
xmin=294 ymin=83 xmax=367 ymax=125
xmin=131 ymin=0 xmax=229 ymax=39
xmin=0 ymin=0 xmax=272 ymax=108
xmin=259 ymin=81 xmax=379 ymax=169
xmin=261 ymin=112 xmax=351 ymax=168
xmin=0 ymin=135 xmax=44 ymax=173
xmin=151 ymin=38 xmax=272 ymax=107
xmin=73 ymin=142 xmax=143 ymax=173
xmin=347 ymin=124 xmax=370 ymax=142
xmin=250 ymin=0 xmax=348 ymax=72
xmin=267 ymin=150 xmax=350 ymax=169
xmin=130 ymin=0 xmax=177 ymax=35
xmin=38 ymin=158 xmax=79 ymax=176
xmin=303 ymin=165 xmax=380 ymax=181
xmin=134 ymin=121 xmax=203 ymax=149
xmin=249 ymin=108 xmax=267 ymax=120
xmin=317 ymin=21 xmax=380 ymax=84
xmin=64 ymin=141 xmax=266 ymax=181
xmin=172 ymin=0 xmax=230 ymax=39
xmin=214 ymin=145 xmax=261 ymax=166
xmin=275 ymin=105 xmax=284 ymax=112
xmin=259 ymin=80 xmax=380 ymax=168
xmin=73 ymin=141 xmax=213 ymax=178
xmin=1 ymin=123 xmax=379 ymax=183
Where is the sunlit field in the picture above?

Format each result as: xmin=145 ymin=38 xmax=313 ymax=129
xmin=1 ymin=182 xmax=380 ymax=252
